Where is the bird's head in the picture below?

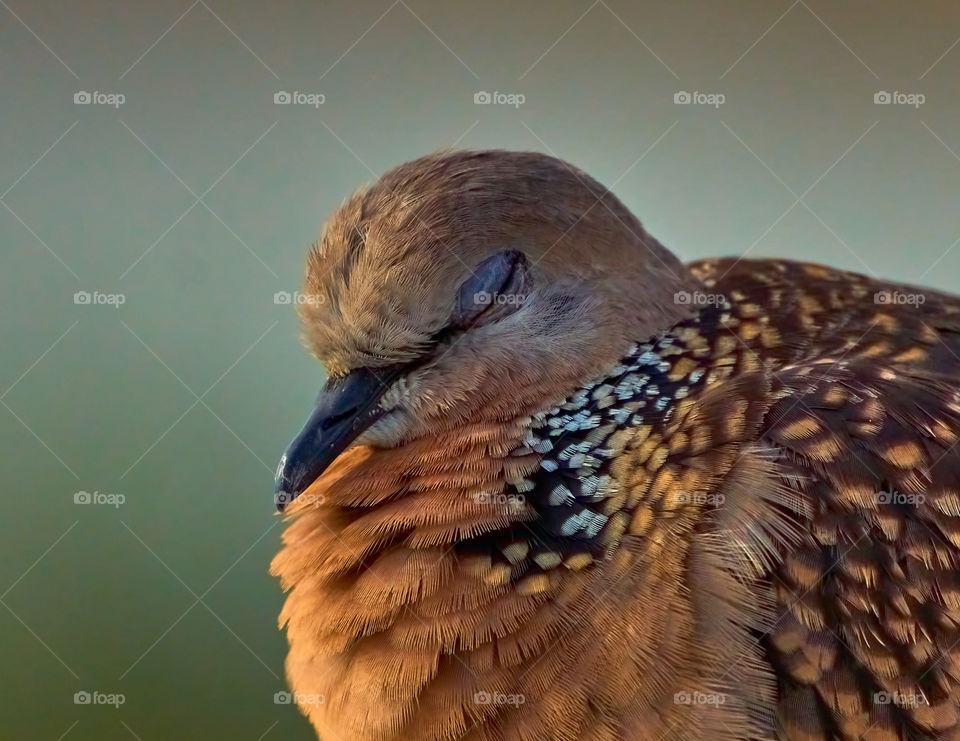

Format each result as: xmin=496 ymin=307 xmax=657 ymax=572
xmin=274 ymin=150 xmax=698 ymax=507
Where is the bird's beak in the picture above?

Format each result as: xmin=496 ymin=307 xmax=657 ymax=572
xmin=274 ymin=365 xmax=403 ymax=510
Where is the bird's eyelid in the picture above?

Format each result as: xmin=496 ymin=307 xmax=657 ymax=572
xmin=451 ymin=249 xmax=533 ymax=328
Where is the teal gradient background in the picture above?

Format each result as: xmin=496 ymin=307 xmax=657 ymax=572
xmin=2 ymin=1 xmax=959 ymax=738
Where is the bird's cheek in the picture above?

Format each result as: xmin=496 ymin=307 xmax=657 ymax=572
xmin=355 ymin=408 xmax=410 ymax=447
xmin=362 ymin=375 xmax=436 ymax=443
xmin=377 ymin=372 xmax=451 ymax=432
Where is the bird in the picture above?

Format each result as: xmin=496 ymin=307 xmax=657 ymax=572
xmin=271 ymin=149 xmax=960 ymax=741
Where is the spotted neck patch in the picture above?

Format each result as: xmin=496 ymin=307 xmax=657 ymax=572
xmin=460 ymin=302 xmax=732 ymax=574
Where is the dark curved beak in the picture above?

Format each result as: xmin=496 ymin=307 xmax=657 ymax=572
xmin=274 ymin=365 xmax=404 ymax=510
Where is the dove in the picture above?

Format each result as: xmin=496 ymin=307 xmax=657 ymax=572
xmin=273 ymin=150 xmax=960 ymax=741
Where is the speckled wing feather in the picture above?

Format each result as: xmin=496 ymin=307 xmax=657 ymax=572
xmin=695 ymin=259 xmax=960 ymax=741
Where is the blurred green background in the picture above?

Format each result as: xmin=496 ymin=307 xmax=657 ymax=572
xmin=2 ymin=1 xmax=959 ymax=738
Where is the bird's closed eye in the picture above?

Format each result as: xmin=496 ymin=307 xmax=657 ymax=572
xmin=324 ymin=250 xmax=533 ymax=385
xmin=451 ymin=249 xmax=532 ymax=328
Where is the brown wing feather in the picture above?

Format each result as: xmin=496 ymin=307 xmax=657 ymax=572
xmin=762 ymin=360 xmax=960 ymax=740
xmin=692 ymin=259 xmax=960 ymax=740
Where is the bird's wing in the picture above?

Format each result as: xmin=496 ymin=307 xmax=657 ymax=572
xmin=756 ymin=348 xmax=960 ymax=740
